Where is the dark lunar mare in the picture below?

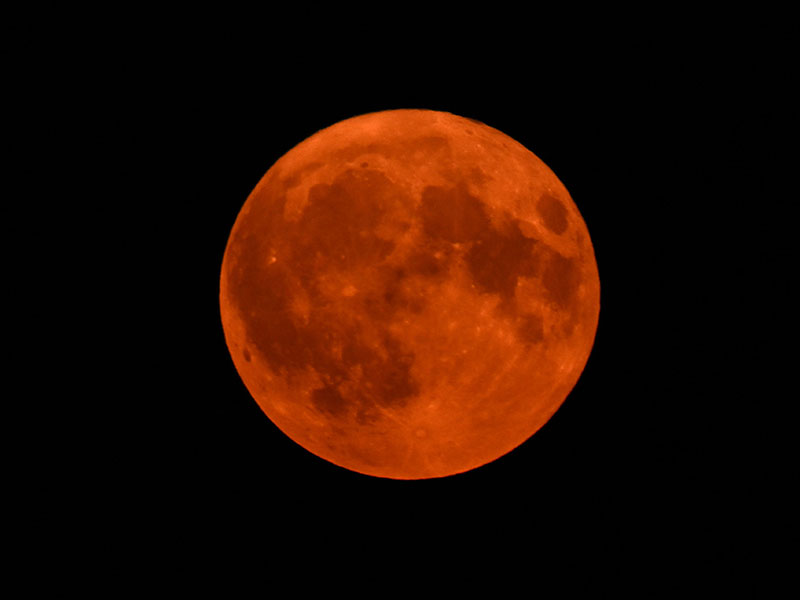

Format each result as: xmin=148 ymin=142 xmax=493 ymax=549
xmin=229 ymin=164 xmax=581 ymax=422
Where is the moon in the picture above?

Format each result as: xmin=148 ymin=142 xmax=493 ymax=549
xmin=220 ymin=109 xmax=600 ymax=479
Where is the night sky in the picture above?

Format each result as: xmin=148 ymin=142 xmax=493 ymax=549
xmin=28 ymin=29 xmax=777 ymax=581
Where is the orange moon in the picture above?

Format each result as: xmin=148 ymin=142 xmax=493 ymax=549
xmin=220 ymin=109 xmax=600 ymax=479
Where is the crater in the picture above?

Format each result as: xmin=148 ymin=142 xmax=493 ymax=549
xmin=419 ymin=184 xmax=492 ymax=243
xmin=404 ymin=247 xmax=448 ymax=278
xmin=542 ymin=252 xmax=580 ymax=309
xmin=281 ymin=161 xmax=325 ymax=192
xmin=415 ymin=182 xmax=547 ymax=315
xmin=465 ymin=219 xmax=540 ymax=309
xmin=301 ymin=169 xmax=398 ymax=268
xmin=517 ymin=313 xmax=545 ymax=345
xmin=537 ymin=193 xmax=568 ymax=235
xmin=311 ymin=384 xmax=347 ymax=416
xmin=228 ymin=166 xmax=422 ymax=423
xmin=332 ymin=135 xmax=451 ymax=164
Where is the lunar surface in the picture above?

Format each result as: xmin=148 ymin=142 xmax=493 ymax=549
xmin=220 ymin=109 xmax=600 ymax=479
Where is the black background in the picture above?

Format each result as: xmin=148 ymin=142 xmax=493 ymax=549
xmin=21 ymin=22 xmax=783 ymax=583
xmin=151 ymin=62 xmax=764 ymax=543
xmin=139 ymin=63 xmax=760 ymax=540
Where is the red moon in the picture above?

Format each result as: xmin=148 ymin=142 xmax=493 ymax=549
xmin=220 ymin=109 xmax=600 ymax=479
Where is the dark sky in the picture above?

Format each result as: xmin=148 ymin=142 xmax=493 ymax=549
xmin=138 ymin=64 xmax=763 ymax=521
xmin=28 ymin=33 xmax=778 ymax=578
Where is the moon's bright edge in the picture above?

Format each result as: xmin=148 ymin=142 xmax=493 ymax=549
xmin=220 ymin=109 xmax=600 ymax=479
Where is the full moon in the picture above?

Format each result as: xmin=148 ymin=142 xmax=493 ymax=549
xmin=220 ymin=109 xmax=600 ymax=479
